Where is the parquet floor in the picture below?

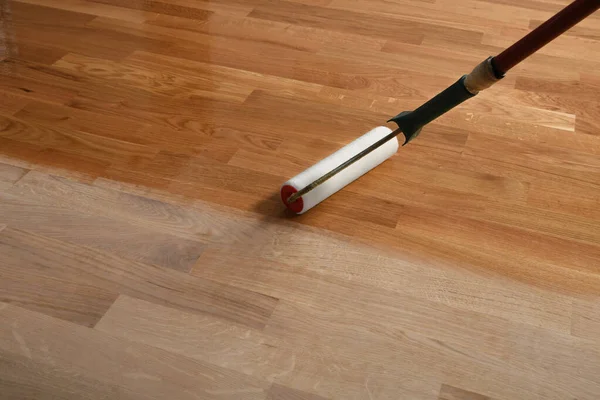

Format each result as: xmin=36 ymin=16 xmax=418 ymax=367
xmin=1 ymin=0 xmax=600 ymax=399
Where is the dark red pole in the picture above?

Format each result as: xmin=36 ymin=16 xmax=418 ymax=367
xmin=492 ymin=0 xmax=600 ymax=75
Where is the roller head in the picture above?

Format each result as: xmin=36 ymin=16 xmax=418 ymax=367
xmin=280 ymin=126 xmax=399 ymax=214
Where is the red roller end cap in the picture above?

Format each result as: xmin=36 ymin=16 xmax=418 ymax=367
xmin=280 ymin=184 xmax=303 ymax=213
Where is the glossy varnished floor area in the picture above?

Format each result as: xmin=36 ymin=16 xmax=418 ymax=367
xmin=1 ymin=0 xmax=600 ymax=399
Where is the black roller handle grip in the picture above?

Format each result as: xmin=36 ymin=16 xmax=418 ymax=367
xmin=388 ymin=75 xmax=476 ymax=145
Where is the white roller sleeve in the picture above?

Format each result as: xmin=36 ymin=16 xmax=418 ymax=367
xmin=280 ymin=126 xmax=399 ymax=214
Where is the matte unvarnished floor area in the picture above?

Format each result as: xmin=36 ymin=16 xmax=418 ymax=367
xmin=1 ymin=0 xmax=600 ymax=399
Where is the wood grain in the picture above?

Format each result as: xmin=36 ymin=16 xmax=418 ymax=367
xmin=1 ymin=0 xmax=600 ymax=398
xmin=267 ymin=384 xmax=330 ymax=400
xmin=191 ymin=248 xmax=587 ymax=372
xmin=88 ymin=0 xmax=216 ymax=20
xmin=0 ymin=228 xmax=119 ymax=327
xmin=8 ymin=2 xmax=165 ymax=62
xmin=0 ymin=302 xmax=270 ymax=399
xmin=0 ymin=141 xmax=110 ymax=182
xmin=571 ymin=298 xmax=600 ymax=341
xmin=0 ymin=162 xmax=27 ymax=189
xmin=95 ymin=295 xmax=297 ymax=384
xmin=249 ymin=0 xmax=427 ymax=45
xmin=261 ymin=300 xmax=597 ymax=400
xmin=15 ymin=0 xmax=159 ymax=23
xmin=1 ymin=112 xmax=158 ymax=167
xmin=96 ymin=295 xmax=440 ymax=400
xmin=3 ymin=41 xmax=67 ymax=65
xmin=438 ymin=384 xmax=493 ymax=400
xmin=14 ymin=100 xmax=152 ymax=144
xmin=0 ymin=218 xmax=277 ymax=329
xmin=144 ymin=13 xmax=387 ymax=53
xmin=0 ymin=200 xmax=206 ymax=272
xmin=0 ymin=92 xmax=29 ymax=115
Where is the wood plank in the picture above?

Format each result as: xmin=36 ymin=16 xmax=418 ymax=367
xmin=5 ymin=169 xmax=212 ymax=259
xmin=53 ymin=51 xmax=266 ymax=104
xmin=99 ymin=152 xmax=286 ymax=205
xmin=0 ymin=354 xmax=148 ymax=400
xmin=96 ymin=295 xmax=440 ymax=400
xmin=100 ymin=166 xmax=283 ymax=215
xmin=262 ymin=298 xmax=600 ymax=400
xmin=394 ymin=205 xmax=600 ymax=276
xmin=0 ymin=92 xmax=29 ymax=115
xmin=157 ymin=0 xmax=255 ymax=17
xmin=95 ymin=295 xmax=297 ymax=384
xmin=527 ymin=177 xmax=600 ymax=220
xmin=0 ymin=303 xmax=270 ymax=399
xmin=166 ymin=155 xmax=287 ymax=202
xmin=126 ymin=50 xmax=323 ymax=98
xmin=423 ymin=193 xmax=600 ymax=246
xmin=529 ymin=18 xmax=600 ymax=41
xmin=506 ymin=50 xmax=594 ymax=81
xmin=1 ymin=193 xmax=206 ymax=272
xmin=193 ymin=245 xmax=573 ymax=334
xmin=125 ymin=124 xmax=282 ymax=158
xmin=0 ymin=225 xmax=277 ymax=329
xmin=482 ymin=26 xmax=600 ymax=63
xmin=9 ymin=1 xmax=96 ymax=27
xmin=267 ymin=384 xmax=330 ymax=400
xmin=327 ymin=0 xmax=532 ymax=28
xmin=13 ymin=100 xmax=152 ymax=144
xmin=249 ymin=0 xmax=483 ymax=45
xmin=0 ymin=137 xmax=110 ymax=182
xmin=85 ymin=15 xmax=450 ymax=96
xmin=0 ymin=162 xmax=27 ymax=189
xmin=7 ymin=170 xmax=260 ymax=245
xmin=575 ymin=109 xmax=600 ymax=137
xmin=513 ymin=78 xmax=600 ymax=132
xmin=2 ymin=171 xmax=225 ymax=272
xmin=27 ymin=149 xmax=109 ymax=182
xmin=1 ymin=112 xmax=158 ymax=168
xmin=0 ymin=228 xmax=118 ymax=327
xmin=299 ymin=213 xmax=600 ymax=297
xmin=571 ymin=298 xmax=600 ymax=341
xmin=3 ymin=41 xmax=67 ymax=65
xmin=575 ymin=73 xmax=600 ymax=136
xmin=0 ymin=60 xmax=79 ymax=104
xmin=475 ymin=0 xmax=569 ymax=13
xmin=110 ymin=0 xmax=257 ymax=17
xmin=462 ymin=131 xmax=600 ymax=185
xmin=15 ymin=0 xmax=159 ymax=23
xmin=438 ymin=384 xmax=493 ymax=400
xmin=238 ymin=90 xmax=388 ymax=143
xmin=381 ymin=39 xmax=484 ymax=74
xmin=70 ymin=49 xmax=256 ymax=102
xmin=9 ymin=2 xmax=167 ymax=62
xmin=66 ymin=86 xmax=277 ymax=140
xmin=87 ymin=0 xmax=214 ymax=20
xmin=144 ymin=13 xmax=386 ymax=53
xmin=3 ymin=60 xmax=246 ymax=151
xmin=460 ymin=113 xmax=600 ymax=157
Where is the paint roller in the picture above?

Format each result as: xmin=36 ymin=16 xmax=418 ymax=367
xmin=281 ymin=0 xmax=599 ymax=214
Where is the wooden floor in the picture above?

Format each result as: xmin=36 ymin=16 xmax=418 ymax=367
xmin=1 ymin=0 xmax=600 ymax=398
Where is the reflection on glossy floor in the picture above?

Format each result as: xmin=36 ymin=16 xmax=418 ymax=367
xmin=1 ymin=0 xmax=600 ymax=399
